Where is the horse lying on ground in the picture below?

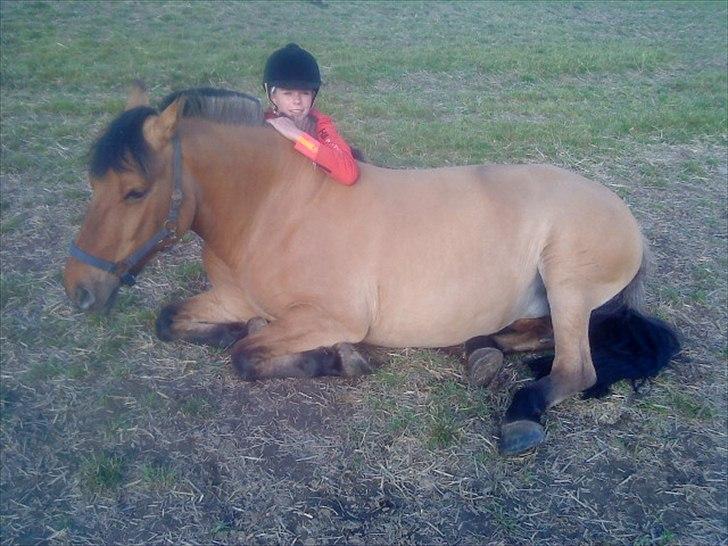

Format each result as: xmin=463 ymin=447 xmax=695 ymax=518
xmin=63 ymin=85 xmax=680 ymax=456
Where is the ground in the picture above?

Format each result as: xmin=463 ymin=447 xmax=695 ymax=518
xmin=1 ymin=1 xmax=726 ymax=545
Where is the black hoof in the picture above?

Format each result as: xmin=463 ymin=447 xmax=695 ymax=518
xmin=467 ymin=347 xmax=504 ymax=387
xmin=499 ymin=420 xmax=545 ymax=456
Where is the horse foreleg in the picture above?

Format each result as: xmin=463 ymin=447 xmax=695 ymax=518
xmin=500 ymin=299 xmax=595 ymax=456
xmin=230 ymin=305 xmax=371 ymax=380
xmin=156 ymin=289 xmax=264 ymax=348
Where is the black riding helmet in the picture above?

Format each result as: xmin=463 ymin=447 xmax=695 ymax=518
xmin=263 ymin=43 xmax=321 ymax=98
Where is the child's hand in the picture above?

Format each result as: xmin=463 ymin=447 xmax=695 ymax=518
xmin=266 ymin=116 xmax=304 ymax=142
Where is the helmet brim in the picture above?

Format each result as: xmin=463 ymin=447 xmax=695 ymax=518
xmin=266 ymin=80 xmax=321 ymax=91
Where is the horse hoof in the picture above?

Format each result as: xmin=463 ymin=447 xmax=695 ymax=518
xmin=499 ymin=420 xmax=545 ymax=456
xmin=467 ymin=347 xmax=504 ymax=387
xmin=247 ymin=317 xmax=268 ymax=335
xmin=335 ymin=343 xmax=374 ymax=376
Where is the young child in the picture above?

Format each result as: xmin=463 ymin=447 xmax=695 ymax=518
xmin=263 ymin=43 xmax=359 ymax=186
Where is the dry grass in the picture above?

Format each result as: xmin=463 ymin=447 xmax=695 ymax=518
xmin=1 ymin=1 xmax=726 ymax=545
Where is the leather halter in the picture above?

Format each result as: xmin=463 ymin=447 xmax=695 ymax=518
xmin=68 ymin=134 xmax=185 ymax=287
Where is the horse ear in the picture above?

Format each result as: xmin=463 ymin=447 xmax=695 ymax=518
xmin=125 ymin=80 xmax=150 ymax=110
xmin=143 ymin=96 xmax=186 ymax=150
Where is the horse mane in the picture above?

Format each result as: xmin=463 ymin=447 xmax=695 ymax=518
xmin=89 ymin=88 xmax=264 ymax=178
xmin=89 ymin=106 xmax=157 ymax=178
xmin=159 ymin=87 xmax=264 ymax=127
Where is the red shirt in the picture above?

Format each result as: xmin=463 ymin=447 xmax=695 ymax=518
xmin=265 ymin=108 xmax=360 ymax=185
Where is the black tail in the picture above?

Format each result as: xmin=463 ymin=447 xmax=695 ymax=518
xmin=527 ymin=306 xmax=681 ymax=399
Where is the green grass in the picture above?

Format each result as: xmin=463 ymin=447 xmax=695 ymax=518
xmin=79 ymin=453 xmax=126 ymax=494
xmin=175 ymin=261 xmax=206 ymax=285
xmin=634 ymin=529 xmax=677 ymax=546
xmin=667 ymin=390 xmax=716 ymax=421
xmin=426 ymin=405 xmax=461 ymax=449
xmin=0 ymin=272 xmax=36 ymax=310
xmin=24 ymin=357 xmax=64 ymax=382
xmin=179 ymin=396 xmax=214 ymax=418
xmin=140 ymin=462 xmax=178 ymax=490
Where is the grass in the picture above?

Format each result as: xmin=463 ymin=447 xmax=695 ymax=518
xmin=140 ymin=462 xmax=178 ymax=490
xmin=1 ymin=1 xmax=726 ymax=545
xmin=178 ymin=396 xmax=214 ymax=418
xmin=79 ymin=453 xmax=126 ymax=494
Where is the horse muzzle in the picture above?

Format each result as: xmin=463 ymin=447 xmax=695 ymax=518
xmin=63 ymin=259 xmax=120 ymax=313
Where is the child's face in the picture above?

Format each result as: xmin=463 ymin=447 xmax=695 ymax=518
xmin=270 ymin=87 xmax=314 ymax=122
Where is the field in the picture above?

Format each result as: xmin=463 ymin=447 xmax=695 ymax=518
xmin=1 ymin=1 xmax=726 ymax=544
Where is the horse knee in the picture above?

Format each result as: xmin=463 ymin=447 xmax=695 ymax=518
xmin=297 ymin=348 xmax=342 ymax=377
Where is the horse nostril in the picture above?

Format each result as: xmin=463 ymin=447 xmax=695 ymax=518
xmin=75 ymin=285 xmax=96 ymax=311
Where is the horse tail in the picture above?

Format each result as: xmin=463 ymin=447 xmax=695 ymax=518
xmin=529 ymin=237 xmax=682 ymax=398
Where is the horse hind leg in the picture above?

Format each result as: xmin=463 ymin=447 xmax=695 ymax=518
xmin=500 ymin=295 xmax=596 ymax=456
xmin=491 ymin=317 xmax=554 ymax=352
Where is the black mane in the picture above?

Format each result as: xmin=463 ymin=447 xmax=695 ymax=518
xmin=89 ymin=88 xmax=264 ymax=178
xmin=89 ymin=106 xmax=157 ymax=179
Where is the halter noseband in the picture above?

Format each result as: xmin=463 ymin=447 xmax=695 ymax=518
xmin=68 ymin=134 xmax=185 ymax=287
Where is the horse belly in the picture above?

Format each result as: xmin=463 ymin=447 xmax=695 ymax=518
xmin=364 ymin=237 xmax=544 ymax=348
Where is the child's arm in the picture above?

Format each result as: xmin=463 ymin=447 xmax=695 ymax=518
xmin=266 ymin=114 xmax=360 ymax=185
xmin=295 ymin=113 xmax=359 ymax=185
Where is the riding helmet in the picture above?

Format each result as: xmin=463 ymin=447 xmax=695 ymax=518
xmin=263 ymin=43 xmax=321 ymax=93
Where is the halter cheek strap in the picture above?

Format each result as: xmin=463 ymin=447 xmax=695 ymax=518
xmin=68 ymin=134 xmax=185 ymax=287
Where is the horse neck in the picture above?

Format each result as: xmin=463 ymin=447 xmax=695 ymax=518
xmin=180 ymin=120 xmax=319 ymax=256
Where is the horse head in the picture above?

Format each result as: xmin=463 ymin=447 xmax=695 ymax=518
xmin=63 ymin=82 xmax=189 ymax=312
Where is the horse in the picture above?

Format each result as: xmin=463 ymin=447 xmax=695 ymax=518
xmin=63 ymin=84 xmax=680 ymax=456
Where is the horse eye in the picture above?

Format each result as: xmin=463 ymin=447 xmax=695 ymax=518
xmin=124 ymin=189 xmax=147 ymax=201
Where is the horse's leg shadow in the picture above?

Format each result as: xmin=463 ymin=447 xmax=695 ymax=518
xmin=230 ymin=305 xmax=372 ymax=380
xmin=156 ymin=289 xmax=265 ymax=349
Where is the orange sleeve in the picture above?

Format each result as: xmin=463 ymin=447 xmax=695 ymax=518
xmin=292 ymin=112 xmax=359 ymax=185
xmin=294 ymin=133 xmax=321 ymax=159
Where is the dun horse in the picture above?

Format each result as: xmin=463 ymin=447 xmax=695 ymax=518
xmin=63 ymin=85 xmax=680 ymax=456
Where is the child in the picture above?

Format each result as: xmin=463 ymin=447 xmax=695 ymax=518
xmin=263 ymin=43 xmax=359 ymax=186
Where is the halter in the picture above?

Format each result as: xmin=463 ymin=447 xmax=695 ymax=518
xmin=68 ymin=134 xmax=185 ymax=287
